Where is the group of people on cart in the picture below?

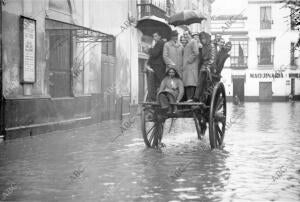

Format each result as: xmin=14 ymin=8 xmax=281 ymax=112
xmin=145 ymin=30 xmax=232 ymax=113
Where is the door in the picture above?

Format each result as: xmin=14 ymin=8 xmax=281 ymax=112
xmin=291 ymin=78 xmax=295 ymax=96
xmin=101 ymin=55 xmax=116 ymax=120
xmin=259 ymin=82 xmax=272 ymax=101
xmin=48 ymin=30 xmax=72 ymax=97
xmin=138 ymin=59 xmax=146 ymax=102
xmin=232 ymin=78 xmax=245 ymax=102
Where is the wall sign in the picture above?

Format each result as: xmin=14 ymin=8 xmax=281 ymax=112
xmin=20 ymin=16 xmax=36 ymax=83
xmin=249 ymin=72 xmax=284 ymax=79
xmin=289 ymin=73 xmax=300 ymax=78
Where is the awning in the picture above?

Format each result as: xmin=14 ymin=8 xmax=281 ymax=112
xmin=45 ymin=18 xmax=114 ymax=43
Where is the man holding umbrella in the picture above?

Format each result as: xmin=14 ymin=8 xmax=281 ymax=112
xmin=146 ymin=32 xmax=166 ymax=101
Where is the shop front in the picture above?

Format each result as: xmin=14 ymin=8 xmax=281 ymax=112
xmin=1 ymin=0 xmax=120 ymax=139
xmin=245 ymin=70 xmax=300 ymax=101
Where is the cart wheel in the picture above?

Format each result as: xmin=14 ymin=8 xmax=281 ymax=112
xmin=141 ymin=108 xmax=164 ymax=148
xmin=209 ymin=82 xmax=227 ymax=149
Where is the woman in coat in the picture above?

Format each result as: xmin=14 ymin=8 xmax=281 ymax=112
xmin=182 ymin=31 xmax=199 ymax=101
xmin=157 ymin=68 xmax=184 ymax=113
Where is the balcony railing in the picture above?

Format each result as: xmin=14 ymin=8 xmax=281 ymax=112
xmin=137 ymin=2 xmax=168 ymax=20
xmin=230 ymin=56 xmax=248 ymax=69
xmin=260 ymin=20 xmax=272 ymax=29
xmin=258 ymin=55 xmax=274 ymax=66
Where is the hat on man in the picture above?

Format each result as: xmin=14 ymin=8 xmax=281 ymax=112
xmin=171 ymin=30 xmax=178 ymax=37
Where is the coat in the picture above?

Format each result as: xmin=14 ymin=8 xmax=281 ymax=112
xmin=182 ymin=39 xmax=199 ymax=87
xmin=148 ymin=40 xmax=166 ymax=82
xmin=200 ymin=33 xmax=217 ymax=73
xmin=158 ymin=77 xmax=184 ymax=102
xmin=163 ymin=41 xmax=184 ymax=77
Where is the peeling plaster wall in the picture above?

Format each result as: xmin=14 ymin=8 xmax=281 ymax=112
xmin=88 ymin=0 xmax=139 ymax=104
xmin=2 ymin=0 xmax=138 ymax=102
xmin=2 ymin=0 xmax=48 ymax=98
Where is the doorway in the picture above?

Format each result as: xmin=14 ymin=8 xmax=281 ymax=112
xmin=259 ymin=82 xmax=272 ymax=101
xmin=291 ymin=78 xmax=295 ymax=96
xmin=47 ymin=29 xmax=72 ymax=97
xmin=232 ymin=78 xmax=245 ymax=102
xmin=138 ymin=58 xmax=146 ymax=102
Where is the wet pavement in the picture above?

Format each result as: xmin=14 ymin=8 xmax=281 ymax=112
xmin=0 ymin=102 xmax=300 ymax=202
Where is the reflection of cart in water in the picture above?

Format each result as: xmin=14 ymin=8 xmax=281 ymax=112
xmin=137 ymin=10 xmax=227 ymax=149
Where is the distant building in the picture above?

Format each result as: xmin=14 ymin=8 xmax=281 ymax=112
xmin=211 ymin=0 xmax=300 ymax=101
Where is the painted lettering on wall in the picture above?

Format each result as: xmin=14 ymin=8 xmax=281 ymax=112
xmin=249 ymin=73 xmax=284 ymax=79
xmin=289 ymin=73 xmax=300 ymax=78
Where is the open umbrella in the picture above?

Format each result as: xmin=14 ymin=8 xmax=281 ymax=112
xmin=136 ymin=16 xmax=172 ymax=40
xmin=169 ymin=10 xmax=206 ymax=26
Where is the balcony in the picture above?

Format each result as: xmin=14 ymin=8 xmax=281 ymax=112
xmin=230 ymin=56 xmax=248 ymax=69
xmin=137 ymin=1 xmax=168 ymax=21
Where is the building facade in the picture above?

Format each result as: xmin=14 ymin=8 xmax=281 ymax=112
xmin=212 ymin=0 xmax=300 ymax=101
xmin=0 ymin=0 xmax=215 ymax=139
xmin=0 ymin=0 xmax=139 ymax=139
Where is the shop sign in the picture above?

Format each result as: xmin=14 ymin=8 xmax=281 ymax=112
xmin=249 ymin=72 xmax=284 ymax=79
xmin=289 ymin=73 xmax=300 ymax=78
xmin=20 ymin=16 xmax=36 ymax=83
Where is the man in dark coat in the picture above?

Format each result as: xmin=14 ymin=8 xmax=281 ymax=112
xmin=216 ymin=41 xmax=232 ymax=75
xmin=147 ymin=32 xmax=166 ymax=101
xmin=193 ymin=32 xmax=217 ymax=102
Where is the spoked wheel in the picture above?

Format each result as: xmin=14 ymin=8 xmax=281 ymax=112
xmin=209 ymin=82 xmax=227 ymax=149
xmin=141 ymin=107 xmax=164 ymax=148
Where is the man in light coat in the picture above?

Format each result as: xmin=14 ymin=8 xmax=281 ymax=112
xmin=163 ymin=30 xmax=184 ymax=78
xmin=182 ymin=31 xmax=199 ymax=101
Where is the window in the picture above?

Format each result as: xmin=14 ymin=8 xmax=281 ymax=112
xmin=230 ymin=40 xmax=248 ymax=69
xmin=101 ymin=36 xmax=116 ymax=56
xmin=260 ymin=6 xmax=272 ymax=29
xmin=257 ymin=38 xmax=275 ymax=66
xmin=49 ymin=0 xmax=71 ymax=14
xmin=291 ymin=42 xmax=296 ymax=66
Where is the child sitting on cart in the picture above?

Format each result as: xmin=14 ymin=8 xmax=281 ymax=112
xmin=157 ymin=67 xmax=184 ymax=113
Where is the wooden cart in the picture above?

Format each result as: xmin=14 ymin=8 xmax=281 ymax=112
xmin=140 ymin=79 xmax=227 ymax=149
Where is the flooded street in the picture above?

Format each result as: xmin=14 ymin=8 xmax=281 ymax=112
xmin=0 ymin=102 xmax=300 ymax=202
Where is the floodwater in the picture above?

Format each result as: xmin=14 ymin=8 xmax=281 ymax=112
xmin=0 ymin=102 xmax=299 ymax=202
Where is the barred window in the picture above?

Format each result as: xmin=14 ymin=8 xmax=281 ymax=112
xmin=230 ymin=40 xmax=248 ymax=68
xmin=257 ymin=38 xmax=275 ymax=66
xmin=102 ymin=36 xmax=116 ymax=56
xmin=291 ymin=42 xmax=296 ymax=66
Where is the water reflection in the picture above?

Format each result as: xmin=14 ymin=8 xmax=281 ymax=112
xmin=0 ymin=102 xmax=299 ymax=201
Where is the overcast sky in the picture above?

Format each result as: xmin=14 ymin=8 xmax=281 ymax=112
xmin=212 ymin=0 xmax=248 ymax=16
